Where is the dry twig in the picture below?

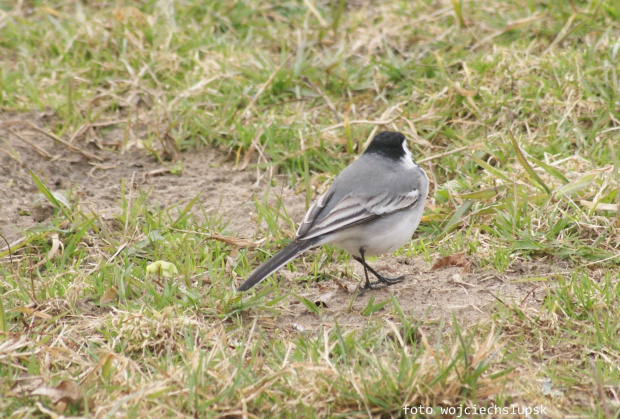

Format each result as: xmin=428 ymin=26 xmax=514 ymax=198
xmin=3 ymin=128 xmax=54 ymax=160
xmin=26 ymin=122 xmax=104 ymax=162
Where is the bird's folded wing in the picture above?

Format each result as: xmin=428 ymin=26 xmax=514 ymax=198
xmin=298 ymin=189 xmax=420 ymax=240
xmin=296 ymin=189 xmax=334 ymax=237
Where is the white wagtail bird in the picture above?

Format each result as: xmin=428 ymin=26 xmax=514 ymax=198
xmin=238 ymin=131 xmax=429 ymax=292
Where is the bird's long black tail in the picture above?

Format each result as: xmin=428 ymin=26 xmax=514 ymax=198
xmin=237 ymin=239 xmax=318 ymax=291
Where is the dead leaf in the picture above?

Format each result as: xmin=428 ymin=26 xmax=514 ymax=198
xmin=75 ymin=297 xmax=111 ymax=316
xmin=161 ymin=129 xmax=179 ymax=161
xmin=12 ymin=376 xmax=94 ymax=413
xmin=100 ymin=286 xmax=118 ymax=304
xmin=8 ymin=374 xmax=44 ymax=396
xmin=31 ymin=380 xmax=85 ymax=412
xmin=12 ymin=307 xmax=52 ymax=320
xmin=333 ymin=278 xmax=357 ymax=293
xmin=432 ymin=252 xmax=468 ymax=270
xmin=461 ymin=261 xmax=472 ymax=275
xmin=316 ymin=282 xmax=331 ymax=292
xmin=314 ymin=291 xmax=335 ymax=308
xmin=113 ymin=6 xmax=146 ymax=25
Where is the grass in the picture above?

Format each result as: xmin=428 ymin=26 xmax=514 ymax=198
xmin=1 ymin=0 xmax=619 ymax=417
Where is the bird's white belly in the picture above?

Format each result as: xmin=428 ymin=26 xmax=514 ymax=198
xmin=327 ymin=206 xmax=423 ymax=257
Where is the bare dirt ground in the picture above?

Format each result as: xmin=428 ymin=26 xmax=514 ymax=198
xmin=1 ymin=113 xmax=556 ymax=330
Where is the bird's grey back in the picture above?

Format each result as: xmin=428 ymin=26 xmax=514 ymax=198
xmin=302 ymin=153 xmax=426 ymax=235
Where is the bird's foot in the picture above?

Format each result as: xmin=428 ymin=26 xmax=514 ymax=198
xmin=375 ymin=274 xmax=406 ymax=286
xmin=358 ymin=274 xmax=406 ymax=296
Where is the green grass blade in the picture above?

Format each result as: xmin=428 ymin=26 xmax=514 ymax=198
xmin=457 ymin=185 xmax=507 ymax=200
xmin=172 ymin=193 xmax=201 ymax=228
xmin=508 ymin=132 xmax=551 ymax=194
xmin=436 ymin=200 xmax=473 ymax=239
xmin=295 ymin=295 xmax=320 ymax=315
xmin=527 ymin=155 xmax=569 ymax=184
xmin=554 ymin=169 xmax=601 ymax=198
xmin=470 ymin=156 xmax=512 ymax=182
xmin=361 ymin=297 xmax=390 ymax=316
xmin=0 ymin=289 xmax=6 ymax=339
xmin=28 ymin=169 xmax=71 ymax=219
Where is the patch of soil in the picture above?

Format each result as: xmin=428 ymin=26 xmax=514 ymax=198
xmin=1 ymin=113 xmax=557 ymax=330
xmin=272 ymin=256 xmax=557 ymax=335
xmin=0 ymin=112 xmax=307 ymax=246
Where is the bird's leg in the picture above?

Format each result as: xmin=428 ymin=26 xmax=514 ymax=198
xmin=355 ymin=249 xmax=373 ymax=294
xmin=354 ymin=248 xmax=405 ymax=293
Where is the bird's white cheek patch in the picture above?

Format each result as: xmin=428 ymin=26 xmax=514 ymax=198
xmin=401 ymin=141 xmax=416 ymax=169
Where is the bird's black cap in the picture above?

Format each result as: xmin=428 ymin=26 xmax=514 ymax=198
xmin=364 ymin=131 xmax=407 ymax=160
